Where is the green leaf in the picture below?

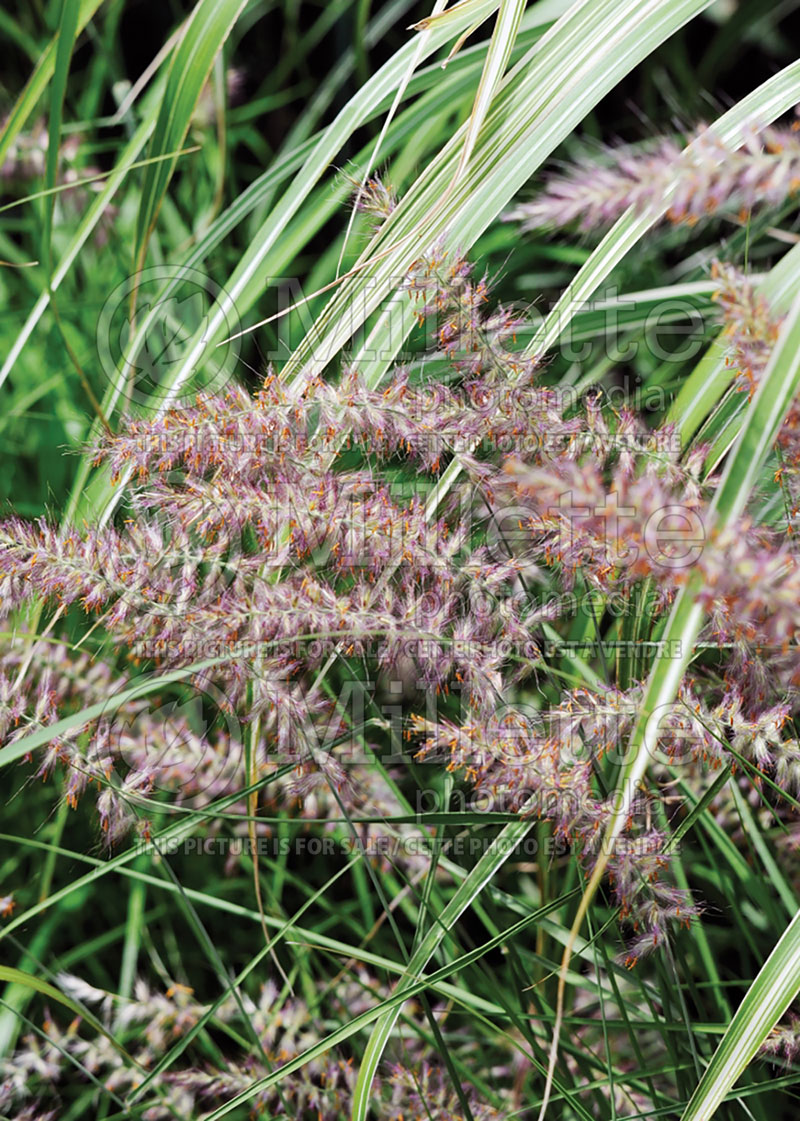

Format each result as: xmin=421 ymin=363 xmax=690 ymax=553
xmin=0 ymin=967 xmax=132 ymax=1062
xmin=0 ymin=0 xmax=103 ymax=171
xmin=276 ymin=0 xmax=717 ymax=392
xmin=133 ymin=0 xmax=247 ymax=265
xmin=453 ymin=0 xmax=527 ymax=185
xmin=680 ymin=906 xmax=800 ymax=1120
xmin=42 ymin=0 xmax=81 ymax=275
xmin=350 ymin=818 xmax=532 ymax=1120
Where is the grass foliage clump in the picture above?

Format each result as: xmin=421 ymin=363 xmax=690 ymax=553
xmin=4 ymin=2 xmax=800 ymax=1119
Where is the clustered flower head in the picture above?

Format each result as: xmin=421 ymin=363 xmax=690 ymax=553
xmin=5 ymin=180 xmax=800 ymax=925
xmin=711 ymin=260 xmax=781 ymax=398
xmin=6 ymin=163 xmax=800 ymax=1116
xmin=0 ymin=971 xmax=519 ymax=1120
xmin=506 ymin=113 xmax=800 ymax=233
xmin=707 ymin=260 xmax=800 ymax=530
xmin=411 ymin=681 xmax=703 ymax=965
xmin=760 ymin=1011 xmax=800 ymax=1067
xmin=498 ymin=400 xmax=709 ymax=601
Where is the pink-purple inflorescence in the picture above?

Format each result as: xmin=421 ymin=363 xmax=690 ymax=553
xmin=506 ymin=117 xmax=800 ymax=233
xmin=5 ymin=158 xmax=800 ymax=1113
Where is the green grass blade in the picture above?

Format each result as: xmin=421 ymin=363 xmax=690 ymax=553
xmin=42 ymin=0 xmax=81 ymax=275
xmin=452 ymin=0 xmax=527 ymax=184
xmin=350 ymin=818 xmax=532 ymax=1121
xmin=133 ymin=0 xmax=247 ymax=265
xmin=276 ymin=0 xmax=717 ymax=392
xmin=0 ymin=109 xmax=165 ymax=396
xmin=680 ymin=906 xmax=800 ymax=1120
xmin=189 ymin=820 xmax=536 ymax=1121
xmin=0 ymin=831 xmax=542 ymax=1021
xmin=126 ymin=858 xmax=357 ymax=1103
xmin=0 ymin=0 xmax=103 ymax=170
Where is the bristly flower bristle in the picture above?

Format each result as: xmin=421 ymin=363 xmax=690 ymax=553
xmin=506 ymin=114 xmax=800 ymax=233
